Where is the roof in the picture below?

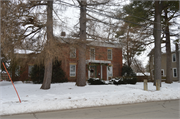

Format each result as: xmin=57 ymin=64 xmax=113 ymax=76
xmin=58 ymin=37 xmax=122 ymax=49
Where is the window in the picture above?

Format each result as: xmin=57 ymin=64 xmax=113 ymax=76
xmin=172 ymin=53 xmax=176 ymax=62
xmin=107 ymin=49 xmax=112 ymax=60
xmin=90 ymin=48 xmax=95 ymax=60
xmin=161 ymin=69 xmax=164 ymax=76
xmin=152 ymin=69 xmax=165 ymax=76
xmin=15 ymin=66 xmax=20 ymax=76
xmin=107 ymin=66 xmax=113 ymax=77
xmin=28 ymin=65 xmax=34 ymax=77
xmin=70 ymin=64 xmax=76 ymax=77
xmin=70 ymin=47 xmax=76 ymax=58
xmin=173 ymin=68 xmax=177 ymax=78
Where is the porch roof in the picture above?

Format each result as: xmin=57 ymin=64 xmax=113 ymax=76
xmin=86 ymin=60 xmax=111 ymax=64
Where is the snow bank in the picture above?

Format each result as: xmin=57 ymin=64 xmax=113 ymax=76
xmin=0 ymin=81 xmax=180 ymax=115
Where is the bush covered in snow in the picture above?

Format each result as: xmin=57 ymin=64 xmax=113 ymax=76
xmin=88 ymin=77 xmax=137 ymax=85
xmin=88 ymin=78 xmax=107 ymax=85
xmin=110 ymin=76 xmax=137 ymax=85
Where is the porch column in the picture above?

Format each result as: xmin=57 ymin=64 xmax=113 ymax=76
xmin=101 ymin=64 xmax=102 ymax=79
xmin=88 ymin=65 xmax=90 ymax=79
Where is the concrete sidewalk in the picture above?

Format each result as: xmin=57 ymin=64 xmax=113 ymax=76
xmin=1 ymin=99 xmax=180 ymax=119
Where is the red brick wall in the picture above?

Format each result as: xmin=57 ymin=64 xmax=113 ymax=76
xmin=18 ymin=45 xmax=122 ymax=82
xmin=65 ymin=46 xmax=122 ymax=81
xmin=1 ymin=73 xmax=9 ymax=81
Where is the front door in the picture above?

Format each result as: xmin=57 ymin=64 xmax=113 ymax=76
xmin=90 ymin=65 xmax=97 ymax=78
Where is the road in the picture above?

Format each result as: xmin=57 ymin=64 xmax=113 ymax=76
xmin=1 ymin=99 xmax=179 ymax=119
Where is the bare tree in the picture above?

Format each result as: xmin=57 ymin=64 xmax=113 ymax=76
xmin=1 ymin=0 xmax=68 ymax=89
xmin=131 ymin=58 xmax=146 ymax=74
xmin=40 ymin=1 xmax=53 ymax=89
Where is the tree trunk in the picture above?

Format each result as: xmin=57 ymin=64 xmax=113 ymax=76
xmin=176 ymin=43 xmax=179 ymax=82
xmin=11 ymin=60 xmax=16 ymax=81
xmin=126 ymin=26 xmax=131 ymax=67
xmin=165 ymin=8 xmax=172 ymax=84
xmin=41 ymin=1 xmax=53 ymax=89
xmin=76 ymin=0 xmax=87 ymax=86
xmin=153 ymin=1 xmax=162 ymax=86
xmin=11 ymin=47 xmax=16 ymax=81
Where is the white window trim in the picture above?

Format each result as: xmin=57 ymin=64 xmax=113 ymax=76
xmin=107 ymin=65 xmax=113 ymax=80
xmin=161 ymin=69 xmax=164 ymax=77
xmin=90 ymin=48 xmax=95 ymax=60
xmin=70 ymin=48 xmax=76 ymax=58
xmin=70 ymin=64 xmax=76 ymax=77
xmin=172 ymin=53 xmax=176 ymax=62
xmin=172 ymin=68 xmax=177 ymax=78
xmin=107 ymin=49 xmax=112 ymax=60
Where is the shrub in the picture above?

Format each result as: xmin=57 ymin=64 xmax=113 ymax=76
xmin=110 ymin=76 xmax=137 ymax=85
xmin=121 ymin=65 xmax=137 ymax=84
xmin=30 ymin=60 xmax=68 ymax=84
xmin=121 ymin=65 xmax=136 ymax=77
xmin=88 ymin=78 xmax=107 ymax=85
xmin=52 ymin=60 xmax=68 ymax=83
xmin=123 ymin=76 xmax=137 ymax=84
xmin=30 ymin=64 xmax=44 ymax=84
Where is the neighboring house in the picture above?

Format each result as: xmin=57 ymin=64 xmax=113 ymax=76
xmin=148 ymin=50 xmax=179 ymax=81
xmin=15 ymin=40 xmax=123 ymax=82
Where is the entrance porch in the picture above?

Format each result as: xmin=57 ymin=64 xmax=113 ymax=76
xmin=86 ymin=60 xmax=112 ymax=80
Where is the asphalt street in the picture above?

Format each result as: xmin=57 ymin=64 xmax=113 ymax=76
xmin=1 ymin=99 xmax=179 ymax=119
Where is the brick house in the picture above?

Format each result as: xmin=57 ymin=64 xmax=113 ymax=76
xmin=12 ymin=40 xmax=122 ymax=82
xmin=60 ymin=41 xmax=122 ymax=82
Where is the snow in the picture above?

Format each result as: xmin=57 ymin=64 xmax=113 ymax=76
xmin=136 ymin=72 xmax=150 ymax=76
xmin=0 ymin=81 xmax=180 ymax=115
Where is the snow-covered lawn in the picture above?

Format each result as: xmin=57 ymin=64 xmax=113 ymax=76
xmin=0 ymin=81 xmax=180 ymax=115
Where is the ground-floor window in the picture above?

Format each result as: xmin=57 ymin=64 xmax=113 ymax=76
xmin=28 ymin=65 xmax=34 ymax=77
xmin=161 ymin=69 xmax=164 ymax=76
xmin=151 ymin=69 xmax=165 ymax=76
xmin=70 ymin=64 xmax=76 ymax=77
xmin=15 ymin=66 xmax=20 ymax=76
xmin=173 ymin=68 xmax=177 ymax=78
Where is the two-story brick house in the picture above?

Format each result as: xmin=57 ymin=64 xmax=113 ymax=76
xmin=15 ymin=40 xmax=122 ymax=82
xmin=60 ymin=41 xmax=122 ymax=82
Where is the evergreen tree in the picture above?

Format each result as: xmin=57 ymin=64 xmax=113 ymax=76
xmin=31 ymin=60 xmax=67 ymax=84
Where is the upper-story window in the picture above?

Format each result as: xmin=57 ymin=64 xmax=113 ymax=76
xmin=172 ymin=53 xmax=176 ymax=62
xmin=107 ymin=49 xmax=112 ymax=60
xmin=70 ymin=47 xmax=76 ymax=58
xmin=90 ymin=48 xmax=95 ymax=60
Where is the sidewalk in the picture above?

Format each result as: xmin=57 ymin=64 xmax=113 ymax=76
xmin=1 ymin=99 xmax=179 ymax=119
